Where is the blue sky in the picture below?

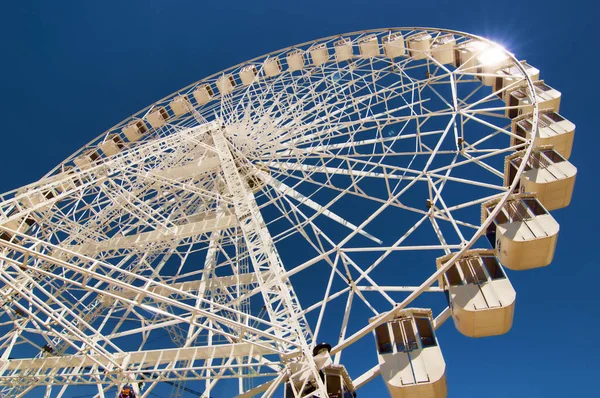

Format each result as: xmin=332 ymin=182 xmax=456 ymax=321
xmin=0 ymin=1 xmax=596 ymax=397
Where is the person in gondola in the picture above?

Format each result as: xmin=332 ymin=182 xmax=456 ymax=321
xmin=119 ymin=385 xmax=136 ymax=398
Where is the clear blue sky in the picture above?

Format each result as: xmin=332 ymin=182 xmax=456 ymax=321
xmin=0 ymin=1 xmax=596 ymax=397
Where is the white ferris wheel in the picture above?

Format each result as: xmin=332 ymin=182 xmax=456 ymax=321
xmin=0 ymin=28 xmax=576 ymax=398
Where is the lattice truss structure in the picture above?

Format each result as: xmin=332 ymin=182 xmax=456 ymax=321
xmin=0 ymin=28 xmax=568 ymax=397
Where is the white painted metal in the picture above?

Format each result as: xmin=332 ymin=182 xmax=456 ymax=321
xmin=512 ymin=110 xmax=575 ymax=159
xmin=122 ymin=119 xmax=148 ymax=142
xmin=239 ymin=65 xmax=258 ymax=86
xmin=358 ymin=34 xmax=380 ymax=57
xmin=506 ymin=80 xmax=561 ymax=118
xmin=406 ymin=32 xmax=432 ymax=60
xmin=436 ymin=250 xmax=515 ymax=337
xmin=170 ymin=95 xmax=192 ymax=116
xmin=216 ymin=74 xmax=236 ymax=95
xmin=374 ymin=309 xmax=447 ymax=397
xmin=147 ymin=106 xmax=169 ymax=128
xmin=483 ymin=194 xmax=560 ymax=270
xmin=382 ymin=32 xmax=405 ymax=58
xmin=309 ymin=43 xmax=329 ymax=66
xmin=334 ymin=37 xmax=353 ymax=62
xmin=431 ymin=34 xmax=455 ymax=65
xmin=286 ymin=50 xmax=304 ymax=71
xmin=263 ymin=58 xmax=282 ymax=78
xmin=193 ymin=84 xmax=214 ymax=105
xmin=505 ymin=147 xmax=577 ymax=210
xmin=99 ymin=134 xmax=125 ymax=157
xmin=0 ymin=27 xmax=572 ymax=398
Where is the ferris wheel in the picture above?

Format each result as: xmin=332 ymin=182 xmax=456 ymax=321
xmin=0 ymin=27 xmax=576 ymax=398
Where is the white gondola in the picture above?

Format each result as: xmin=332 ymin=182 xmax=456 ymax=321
xmin=99 ymin=133 xmax=125 ymax=157
xmin=245 ymin=166 xmax=269 ymax=194
xmin=0 ymin=210 xmax=38 ymax=242
xmin=310 ymin=43 xmax=329 ymax=66
xmin=511 ymin=111 xmax=575 ymax=159
xmin=382 ymin=32 xmax=405 ymax=58
xmin=17 ymin=152 xmax=99 ymax=210
xmin=169 ymin=95 xmax=191 ymax=116
xmin=285 ymin=365 xmax=356 ymax=398
xmin=122 ymin=120 xmax=149 ymax=142
xmin=264 ymin=57 xmax=282 ymax=77
xmin=286 ymin=49 xmax=305 ymax=71
xmin=373 ymin=309 xmax=447 ymax=398
xmin=358 ymin=34 xmax=380 ymax=58
xmin=483 ymin=193 xmax=559 ymax=270
xmin=15 ymin=188 xmax=45 ymax=209
xmin=493 ymin=60 xmax=540 ymax=95
xmin=454 ymin=39 xmax=488 ymax=70
xmin=192 ymin=84 xmax=214 ymax=105
xmin=437 ymin=250 xmax=515 ymax=338
xmin=55 ymin=165 xmax=82 ymax=192
xmin=406 ymin=32 xmax=432 ymax=60
xmin=285 ymin=343 xmax=356 ymax=398
xmin=146 ymin=106 xmax=169 ymax=128
xmin=216 ymin=74 xmax=236 ymax=95
xmin=430 ymin=34 xmax=455 ymax=65
xmin=505 ymin=147 xmax=576 ymax=210
xmin=74 ymin=148 xmax=101 ymax=170
xmin=334 ymin=37 xmax=353 ymax=62
xmin=476 ymin=45 xmax=511 ymax=86
xmin=0 ymin=228 xmax=16 ymax=243
xmin=239 ymin=65 xmax=258 ymax=86
xmin=506 ymin=80 xmax=561 ymax=119
xmin=15 ymin=167 xmax=83 ymax=211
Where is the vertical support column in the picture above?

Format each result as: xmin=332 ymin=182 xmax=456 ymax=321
xmin=211 ymin=128 xmax=326 ymax=396
xmin=199 ymin=218 xmax=221 ymax=398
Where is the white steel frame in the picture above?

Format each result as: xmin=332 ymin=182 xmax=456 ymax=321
xmin=0 ymin=27 xmax=540 ymax=397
